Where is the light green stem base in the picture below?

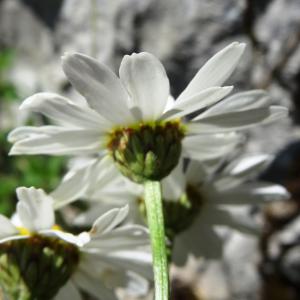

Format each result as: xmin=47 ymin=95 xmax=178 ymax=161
xmin=144 ymin=181 xmax=169 ymax=300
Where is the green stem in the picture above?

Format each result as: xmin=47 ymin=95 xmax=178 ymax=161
xmin=144 ymin=181 xmax=169 ymax=300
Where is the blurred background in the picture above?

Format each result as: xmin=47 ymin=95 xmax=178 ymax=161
xmin=0 ymin=0 xmax=300 ymax=299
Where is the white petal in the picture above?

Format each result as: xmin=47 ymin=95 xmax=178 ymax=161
xmin=85 ymin=156 xmax=120 ymax=198
xmin=78 ymin=251 xmax=129 ymax=286
xmin=62 ymin=52 xmax=134 ymax=124
xmin=52 ymin=159 xmax=97 ymax=209
xmin=123 ymin=272 xmax=150 ymax=296
xmin=224 ymin=154 xmax=271 ymax=177
xmin=53 ymin=156 xmax=120 ymax=210
xmin=163 ymin=86 xmax=233 ymax=119
xmin=41 ymin=230 xmax=86 ymax=247
xmin=261 ymin=105 xmax=289 ymax=124
xmin=172 ymin=219 xmax=223 ymax=265
xmin=163 ymin=95 xmax=176 ymax=113
xmin=177 ymin=42 xmax=245 ymax=101
xmin=8 ymin=125 xmax=62 ymax=143
xmin=0 ymin=215 xmax=18 ymax=239
xmin=74 ymin=192 xmax=142 ymax=227
xmin=161 ymin=159 xmax=186 ymax=200
xmin=9 ymin=127 xmax=104 ymax=156
xmin=55 ymin=280 xmax=82 ymax=300
xmin=88 ymin=177 xmax=139 ymax=203
xmin=213 ymin=207 xmax=259 ymax=235
xmin=185 ymin=160 xmax=208 ymax=185
xmin=195 ymin=90 xmax=270 ymax=119
xmin=277 ymin=216 xmax=300 ymax=245
xmin=253 ymin=183 xmax=290 ymax=201
xmin=74 ymin=204 xmax=116 ymax=227
xmin=73 ymin=270 xmax=118 ymax=300
xmin=188 ymin=107 xmax=272 ymax=134
xmin=91 ymin=250 xmax=153 ymax=280
xmin=20 ymin=92 xmax=110 ymax=130
xmin=86 ymin=225 xmax=149 ymax=251
xmin=90 ymin=206 xmax=129 ymax=236
xmin=182 ymin=133 xmax=243 ymax=161
xmin=16 ymin=187 xmax=55 ymax=231
xmin=119 ymin=52 xmax=170 ymax=120
xmin=214 ymin=182 xmax=289 ymax=205
xmin=211 ymin=176 xmax=244 ymax=192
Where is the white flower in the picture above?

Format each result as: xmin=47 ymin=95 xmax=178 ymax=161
xmin=8 ymin=42 xmax=287 ymax=169
xmin=162 ymin=155 xmax=289 ymax=265
xmin=0 ymin=187 xmax=152 ymax=300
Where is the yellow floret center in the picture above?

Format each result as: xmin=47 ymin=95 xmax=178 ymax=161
xmin=17 ymin=227 xmax=31 ymax=236
xmin=17 ymin=224 xmax=63 ymax=236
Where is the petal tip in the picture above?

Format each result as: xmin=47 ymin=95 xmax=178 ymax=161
xmin=61 ymin=52 xmax=71 ymax=60
xmin=227 ymin=41 xmax=246 ymax=55
xmin=19 ymin=93 xmax=44 ymax=110
xmin=8 ymin=148 xmax=17 ymax=156
xmin=120 ymin=204 xmax=130 ymax=215
xmin=231 ymin=41 xmax=246 ymax=48
xmin=19 ymin=98 xmax=32 ymax=110
xmin=225 ymin=85 xmax=234 ymax=92
xmin=16 ymin=186 xmax=27 ymax=198
xmin=61 ymin=52 xmax=79 ymax=64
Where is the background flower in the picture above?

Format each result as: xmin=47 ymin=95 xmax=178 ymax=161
xmin=0 ymin=187 xmax=152 ymax=300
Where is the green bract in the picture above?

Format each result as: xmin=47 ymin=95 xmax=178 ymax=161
xmin=163 ymin=185 xmax=204 ymax=241
xmin=0 ymin=234 xmax=79 ymax=300
xmin=107 ymin=121 xmax=185 ymax=183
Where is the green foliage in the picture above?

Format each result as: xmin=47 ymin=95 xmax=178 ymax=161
xmin=0 ymin=49 xmax=15 ymax=71
xmin=0 ymin=82 xmax=18 ymax=102
xmin=0 ymin=131 xmax=65 ymax=217
xmin=0 ymin=49 xmax=18 ymax=103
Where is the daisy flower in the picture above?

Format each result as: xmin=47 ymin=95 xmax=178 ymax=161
xmin=0 ymin=187 xmax=152 ymax=300
xmin=8 ymin=42 xmax=287 ymax=183
xmin=161 ymin=155 xmax=290 ymax=265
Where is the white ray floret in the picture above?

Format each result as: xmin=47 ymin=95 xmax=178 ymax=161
xmin=8 ymin=42 xmax=287 ymax=162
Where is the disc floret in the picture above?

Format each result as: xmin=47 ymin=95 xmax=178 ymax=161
xmin=107 ymin=120 xmax=186 ymax=183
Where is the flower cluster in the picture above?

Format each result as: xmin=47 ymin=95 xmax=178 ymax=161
xmin=2 ymin=42 xmax=289 ymax=299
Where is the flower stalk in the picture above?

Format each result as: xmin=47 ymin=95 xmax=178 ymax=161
xmin=144 ymin=181 xmax=169 ymax=300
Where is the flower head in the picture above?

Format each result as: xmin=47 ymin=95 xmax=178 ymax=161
xmin=161 ymin=155 xmax=289 ymax=265
xmin=0 ymin=187 xmax=152 ymax=299
xmin=8 ymin=42 xmax=287 ymax=182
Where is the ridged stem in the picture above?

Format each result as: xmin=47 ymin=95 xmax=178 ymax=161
xmin=144 ymin=181 xmax=169 ymax=300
